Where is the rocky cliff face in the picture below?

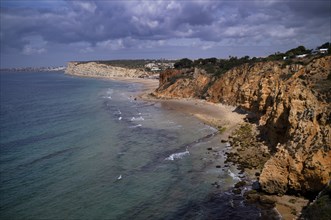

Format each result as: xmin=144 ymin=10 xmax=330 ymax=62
xmin=156 ymin=68 xmax=212 ymax=99
xmin=65 ymin=61 xmax=150 ymax=78
xmin=155 ymin=56 xmax=331 ymax=195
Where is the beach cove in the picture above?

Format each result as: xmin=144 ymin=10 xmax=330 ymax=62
xmin=85 ymin=74 xmax=311 ymax=220
xmin=1 ymin=71 xmax=276 ymax=219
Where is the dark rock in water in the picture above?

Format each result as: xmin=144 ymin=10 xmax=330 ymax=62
xmin=216 ymin=165 xmax=221 ymax=168
xmin=211 ymin=181 xmax=221 ymax=188
xmin=207 ymin=147 xmax=213 ymax=150
xmin=259 ymin=195 xmax=276 ymax=208
xmin=169 ymin=189 xmax=279 ymax=219
xmin=252 ymin=181 xmax=261 ymax=190
xmin=221 ymin=139 xmax=227 ymax=143
xmin=255 ymin=172 xmax=260 ymax=176
xmin=232 ymin=188 xmax=242 ymax=194
xmin=235 ymin=181 xmax=246 ymax=188
xmin=244 ymin=190 xmax=260 ymax=203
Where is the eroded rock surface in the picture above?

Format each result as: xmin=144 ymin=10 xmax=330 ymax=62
xmin=155 ymin=56 xmax=331 ymax=195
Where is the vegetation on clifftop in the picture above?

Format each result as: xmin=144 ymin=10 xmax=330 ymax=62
xmin=74 ymin=59 xmax=176 ymax=72
xmin=173 ymin=42 xmax=331 ymax=77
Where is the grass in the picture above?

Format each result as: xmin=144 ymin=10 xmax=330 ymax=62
xmin=218 ymin=126 xmax=227 ymax=134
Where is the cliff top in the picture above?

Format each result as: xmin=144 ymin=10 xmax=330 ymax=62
xmin=70 ymin=59 xmax=176 ymax=71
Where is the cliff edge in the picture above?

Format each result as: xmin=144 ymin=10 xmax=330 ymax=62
xmin=154 ymin=56 xmax=331 ymax=196
xmin=65 ymin=61 xmax=150 ymax=78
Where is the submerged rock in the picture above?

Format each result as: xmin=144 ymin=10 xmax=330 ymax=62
xmin=252 ymin=181 xmax=261 ymax=191
xmin=232 ymin=188 xmax=242 ymax=194
xmin=234 ymin=181 xmax=246 ymax=188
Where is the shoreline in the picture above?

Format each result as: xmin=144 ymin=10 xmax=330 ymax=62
xmin=141 ymin=96 xmax=245 ymax=137
xmin=66 ymin=73 xmax=309 ymax=219
xmin=67 ymin=73 xmax=244 ymax=135
xmin=120 ymin=76 xmax=310 ymax=220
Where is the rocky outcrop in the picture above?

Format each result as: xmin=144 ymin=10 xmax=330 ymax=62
xmin=65 ymin=61 xmax=150 ymax=78
xmin=156 ymin=68 xmax=212 ymax=99
xmin=155 ymin=56 xmax=331 ymax=195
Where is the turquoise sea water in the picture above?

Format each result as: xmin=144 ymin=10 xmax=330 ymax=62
xmin=0 ymin=72 xmax=265 ymax=219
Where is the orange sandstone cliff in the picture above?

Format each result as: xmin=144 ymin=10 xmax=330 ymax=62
xmin=154 ymin=56 xmax=331 ymax=195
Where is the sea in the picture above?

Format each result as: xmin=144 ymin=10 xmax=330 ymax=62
xmin=0 ymin=71 xmax=271 ymax=219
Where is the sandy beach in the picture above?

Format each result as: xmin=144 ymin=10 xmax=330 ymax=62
xmin=106 ymin=76 xmax=246 ymax=135
xmin=146 ymin=98 xmax=245 ymax=135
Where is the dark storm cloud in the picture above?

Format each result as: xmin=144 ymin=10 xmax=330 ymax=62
xmin=0 ymin=0 xmax=330 ymax=67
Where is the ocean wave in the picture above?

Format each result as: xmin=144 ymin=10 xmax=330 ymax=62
xmin=228 ymin=170 xmax=241 ymax=181
xmin=130 ymin=116 xmax=144 ymax=121
xmin=199 ymin=125 xmax=218 ymax=132
xmin=130 ymin=124 xmax=142 ymax=128
xmin=118 ymin=117 xmax=122 ymax=120
xmin=105 ymin=89 xmax=113 ymax=99
xmin=165 ymin=148 xmax=189 ymax=161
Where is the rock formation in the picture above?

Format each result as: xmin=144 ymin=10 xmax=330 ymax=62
xmin=156 ymin=68 xmax=212 ymax=99
xmin=65 ymin=61 xmax=150 ymax=78
xmin=154 ymin=56 xmax=331 ymax=196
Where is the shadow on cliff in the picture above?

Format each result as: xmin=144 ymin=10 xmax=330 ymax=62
xmin=260 ymin=107 xmax=291 ymax=153
xmin=232 ymin=105 xmax=291 ymax=155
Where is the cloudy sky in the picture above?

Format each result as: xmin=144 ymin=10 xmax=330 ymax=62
xmin=1 ymin=0 xmax=330 ymax=67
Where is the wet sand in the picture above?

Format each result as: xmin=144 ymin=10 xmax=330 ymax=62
xmin=108 ymin=77 xmax=246 ymax=135
xmin=146 ymin=98 xmax=245 ymax=136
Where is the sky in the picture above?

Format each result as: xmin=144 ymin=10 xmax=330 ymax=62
xmin=0 ymin=0 xmax=330 ymax=68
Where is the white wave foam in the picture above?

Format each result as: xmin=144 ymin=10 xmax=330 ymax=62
xmin=130 ymin=116 xmax=144 ymax=121
xmin=228 ymin=170 xmax=241 ymax=181
xmin=130 ymin=124 xmax=142 ymax=128
xmin=107 ymin=89 xmax=113 ymax=95
xmin=225 ymin=142 xmax=231 ymax=147
xmin=118 ymin=117 xmax=122 ymax=120
xmin=165 ymin=149 xmax=190 ymax=161
xmin=199 ymin=125 xmax=218 ymax=132
xmin=106 ymin=89 xmax=113 ymax=99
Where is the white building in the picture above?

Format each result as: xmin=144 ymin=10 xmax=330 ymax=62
xmin=319 ymin=48 xmax=328 ymax=54
xmin=296 ymin=54 xmax=308 ymax=58
xmin=151 ymin=67 xmax=161 ymax=71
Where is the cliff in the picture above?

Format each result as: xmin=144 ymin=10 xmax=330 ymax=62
xmin=154 ymin=56 xmax=331 ymax=196
xmin=65 ymin=61 xmax=150 ymax=78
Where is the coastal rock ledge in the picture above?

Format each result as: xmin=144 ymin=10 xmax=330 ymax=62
xmin=154 ymin=56 xmax=331 ymax=196
xmin=65 ymin=61 xmax=150 ymax=78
